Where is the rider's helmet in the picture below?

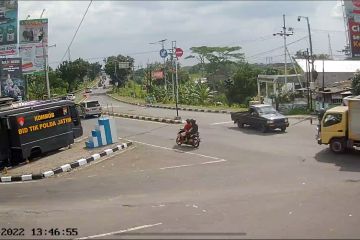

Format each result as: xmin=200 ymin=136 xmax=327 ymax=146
xmin=186 ymin=119 xmax=190 ymax=124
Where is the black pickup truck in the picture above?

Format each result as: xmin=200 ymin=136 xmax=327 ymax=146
xmin=231 ymin=104 xmax=289 ymax=132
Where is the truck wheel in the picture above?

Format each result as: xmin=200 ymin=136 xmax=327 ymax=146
xmin=280 ymin=126 xmax=286 ymax=132
xmin=330 ymin=138 xmax=346 ymax=153
xmin=237 ymin=121 xmax=244 ymax=128
xmin=260 ymin=124 xmax=267 ymax=133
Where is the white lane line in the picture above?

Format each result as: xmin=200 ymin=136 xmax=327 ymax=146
xmin=210 ymin=121 xmax=233 ymax=125
xmin=76 ymin=222 xmax=162 ymax=239
xmin=159 ymin=164 xmax=193 ymax=170
xmin=200 ymin=159 xmax=227 ymax=165
xmin=159 ymin=159 xmax=227 ymax=171
xmin=128 ymin=140 xmax=224 ymax=161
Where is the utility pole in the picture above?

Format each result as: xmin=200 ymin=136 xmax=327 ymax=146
xmin=298 ymin=16 xmax=314 ymax=84
xmin=40 ymin=9 xmax=45 ymax=19
xmin=304 ymin=49 xmax=310 ymax=109
xmin=322 ymin=59 xmax=325 ymax=108
xmin=39 ymin=11 xmax=51 ymax=99
xmin=273 ymin=14 xmax=293 ymax=91
xmin=68 ymin=45 xmax=71 ymax=62
xmin=328 ymin=33 xmax=334 ymax=59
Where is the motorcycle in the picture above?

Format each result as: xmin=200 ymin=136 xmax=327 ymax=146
xmin=176 ymin=129 xmax=200 ymax=148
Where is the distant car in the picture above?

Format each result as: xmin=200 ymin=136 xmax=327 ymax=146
xmin=85 ymin=88 xmax=92 ymax=93
xmin=66 ymin=94 xmax=76 ymax=101
xmin=77 ymin=100 xmax=102 ymax=118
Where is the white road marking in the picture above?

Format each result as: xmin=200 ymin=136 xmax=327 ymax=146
xmin=158 ymin=159 xmax=227 ymax=171
xmin=76 ymin=222 xmax=163 ymax=239
xmin=159 ymin=164 xmax=193 ymax=170
xmin=129 ymin=140 xmax=224 ymax=161
xmin=200 ymin=159 xmax=227 ymax=165
xmin=210 ymin=121 xmax=233 ymax=125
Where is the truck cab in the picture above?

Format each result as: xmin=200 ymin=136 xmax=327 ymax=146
xmin=317 ymin=97 xmax=360 ymax=153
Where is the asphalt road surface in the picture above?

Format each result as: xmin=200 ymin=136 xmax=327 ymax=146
xmin=1 ymin=89 xmax=360 ymax=239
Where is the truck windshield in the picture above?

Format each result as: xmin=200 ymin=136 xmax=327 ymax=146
xmin=257 ymin=106 xmax=277 ymax=115
xmin=323 ymin=113 xmax=342 ymax=127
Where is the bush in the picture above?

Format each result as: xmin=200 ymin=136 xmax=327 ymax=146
xmin=286 ymin=108 xmax=311 ymax=115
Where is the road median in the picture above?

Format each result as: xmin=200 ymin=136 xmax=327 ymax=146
xmin=102 ymin=111 xmax=183 ymax=124
xmin=106 ymin=94 xmax=234 ymax=114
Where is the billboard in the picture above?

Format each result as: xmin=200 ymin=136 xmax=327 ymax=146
xmin=344 ymin=0 xmax=360 ymax=20
xmin=19 ymin=18 xmax=48 ymax=74
xmin=348 ymin=19 xmax=360 ymax=57
xmin=0 ymin=58 xmax=25 ymax=100
xmin=0 ymin=0 xmax=18 ymax=56
xmin=344 ymin=0 xmax=360 ymax=57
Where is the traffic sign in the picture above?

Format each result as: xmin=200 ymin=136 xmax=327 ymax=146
xmin=175 ymin=48 xmax=183 ymax=58
xmin=160 ymin=48 xmax=168 ymax=58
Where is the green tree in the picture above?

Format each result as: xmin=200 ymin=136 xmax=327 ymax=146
xmin=56 ymin=58 xmax=90 ymax=92
xmin=313 ymin=54 xmax=331 ymax=60
xmin=226 ymin=63 xmax=260 ymax=106
xmin=352 ymin=71 xmax=360 ymax=95
xmin=186 ymin=46 xmax=244 ymax=76
xmin=27 ymin=69 xmax=69 ymax=99
xmin=88 ymin=62 xmax=102 ymax=80
xmin=194 ymin=83 xmax=213 ymax=105
xmin=104 ymin=55 xmax=134 ymax=87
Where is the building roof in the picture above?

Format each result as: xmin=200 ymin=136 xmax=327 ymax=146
xmin=257 ymin=74 xmax=302 ymax=83
xmin=295 ymin=59 xmax=360 ymax=73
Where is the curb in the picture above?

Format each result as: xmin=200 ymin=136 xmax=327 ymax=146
xmin=0 ymin=142 xmax=133 ymax=183
xmin=103 ymin=111 xmax=183 ymax=124
xmin=286 ymin=115 xmax=317 ymax=120
xmin=106 ymin=95 xmax=318 ymax=120
xmin=106 ymin=94 xmax=234 ymax=114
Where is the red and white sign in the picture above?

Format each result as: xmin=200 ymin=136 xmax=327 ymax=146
xmin=151 ymin=70 xmax=164 ymax=80
xmin=17 ymin=117 xmax=25 ymax=127
xmin=0 ymin=45 xmax=18 ymax=56
xmin=175 ymin=48 xmax=183 ymax=58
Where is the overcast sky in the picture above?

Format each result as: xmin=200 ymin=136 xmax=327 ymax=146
xmin=18 ymin=1 xmax=346 ymax=69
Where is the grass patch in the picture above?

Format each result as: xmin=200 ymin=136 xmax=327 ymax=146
xmin=109 ymin=92 xmax=247 ymax=112
xmin=285 ymin=108 xmax=312 ymax=116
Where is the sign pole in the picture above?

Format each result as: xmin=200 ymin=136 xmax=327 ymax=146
xmin=171 ymin=41 xmax=175 ymax=100
xmin=175 ymin=41 xmax=179 ymax=119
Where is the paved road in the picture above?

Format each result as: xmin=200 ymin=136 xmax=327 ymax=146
xmin=1 ymin=90 xmax=360 ymax=239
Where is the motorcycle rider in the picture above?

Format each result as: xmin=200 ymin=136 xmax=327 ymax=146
xmin=188 ymin=119 xmax=198 ymax=142
xmin=180 ymin=119 xmax=191 ymax=143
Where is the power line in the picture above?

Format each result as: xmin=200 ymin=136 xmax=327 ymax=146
xmin=50 ymin=50 xmax=159 ymax=65
xmin=246 ymin=35 xmax=308 ymax=59
xmin=294 ymin=27 xmax=345 ymax=33
xmin=58 ymin=0 xmax=93 ymax=65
